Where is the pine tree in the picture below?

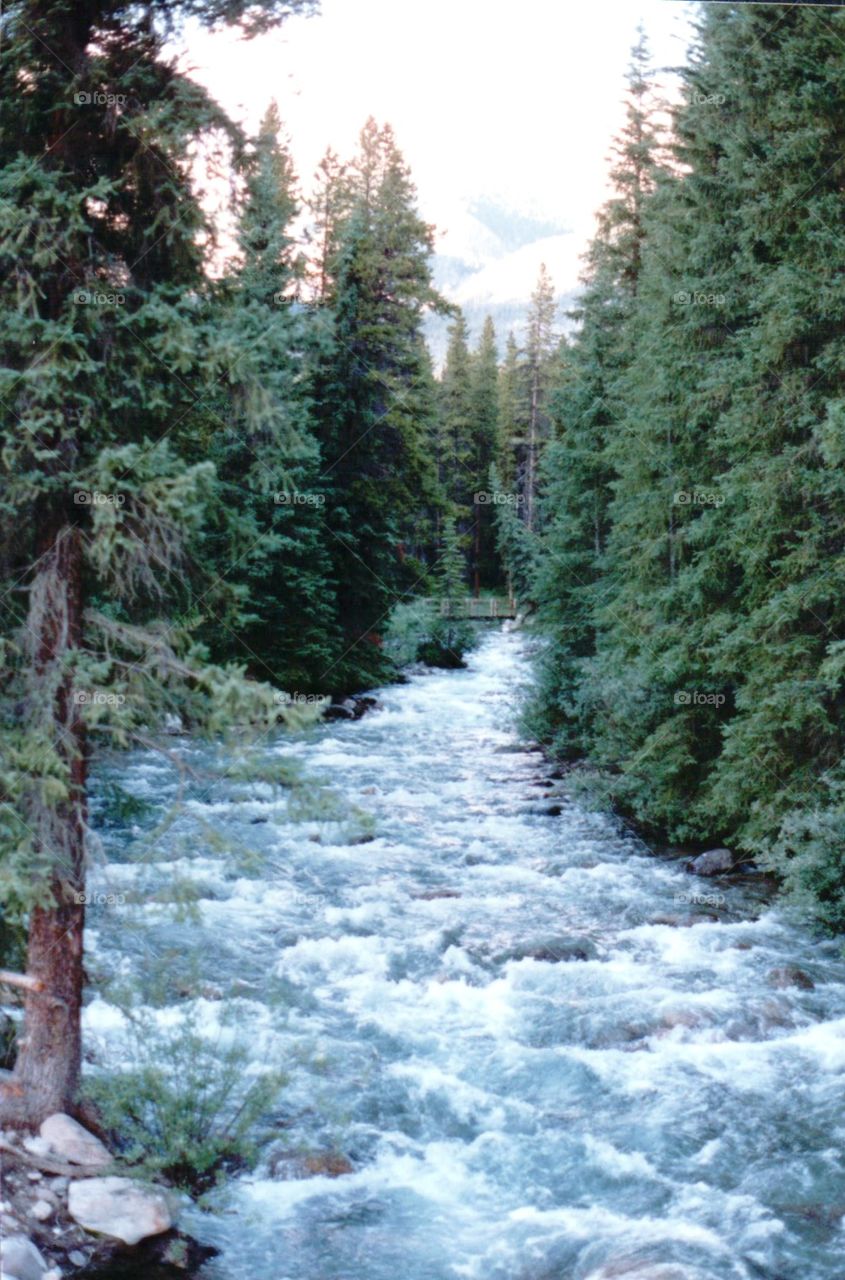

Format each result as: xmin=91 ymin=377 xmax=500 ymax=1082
xmin=198 ymin=104 xmax=341 ymax=691
xmin=528 ymin=32 xmax=664 ymax=757
xmin=520 ymin=264 xmax=557 ymax=532
xmin=469 ymin=316 xmax=501 ymax=592
xmin=0 ymin=0 xmax=311 ymax=1125
xmin=313 ymin=119 xmax=444 ymax=682
xmin=497 ymin=331 xmax=522 ymax=495
xmin=437 ymin=310 xmax=474 ymax=531
xmin=306 ymin=147 xmax=350 ymax=305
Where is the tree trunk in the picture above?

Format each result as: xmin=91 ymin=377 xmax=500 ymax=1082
xmin=525 ymin=364 xmax=540 ymax=533
xmin=473 ymin=520 xmax=481 ymax=598
xmin=0 ymin=524 xmax=86 ymax=1127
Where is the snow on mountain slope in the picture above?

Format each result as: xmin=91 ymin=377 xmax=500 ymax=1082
xmin=425 ymin=197 xmax=585 ymax=362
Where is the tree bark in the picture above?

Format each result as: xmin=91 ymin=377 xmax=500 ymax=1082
xmin=525 ymin=359 xmax=541 ymax=534
xmin=473 ymin=520 xmax=481 ymax=598
xmin=0 ymin=524 xmax=86 ymax=1127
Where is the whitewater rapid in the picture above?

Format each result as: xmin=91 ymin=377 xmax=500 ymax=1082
xmin=85 ymin=628 xmax=845 ymax=1279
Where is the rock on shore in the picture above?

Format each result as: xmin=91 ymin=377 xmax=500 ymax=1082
xmin=0 ymin=1115 xmax=201 ymax=1279
xmin=687 ymin=847 xmax=734 ymax=876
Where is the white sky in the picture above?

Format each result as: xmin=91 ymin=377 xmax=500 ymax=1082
xmin=177 ymin=1 xmax=696 ymax=307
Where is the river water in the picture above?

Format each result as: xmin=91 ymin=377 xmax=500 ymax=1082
xmin=86 ymin=628 xmax=845 ymax=1280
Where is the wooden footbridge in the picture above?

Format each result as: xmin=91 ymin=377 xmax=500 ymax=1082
xmin=439 ymin=597 xmax=517 ymax=620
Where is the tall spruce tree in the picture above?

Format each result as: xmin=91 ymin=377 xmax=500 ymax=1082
xmin=528 ymin=31 xmax=664 ymax=757
xmin=198 ymin=104 xmax=340 ymax=691
xmin=497 ymin=331 xmax=522 ymax=495
xmin=0 ymin=0 xmax=312 ymax=1125
xmin=437 ymin=311 xmax=474 ymax=533
xmin=306 ymin=147 xmax=350 ymax=305
xmin=520 ymin=264 xmax=557 ymax=532
xmin=469 ymin=315 xmax=501 ymax=592
xmin=313 ymin=119 xmax=444 ymax=683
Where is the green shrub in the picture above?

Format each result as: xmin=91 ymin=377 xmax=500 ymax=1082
xmin=383 ymin=598 xmax=436 ymax=667
xmin=384 ymin=598 xmax=477 ymax=670
xmin=761 ymin=803 xmax=845 ymax=933
xmin=85 ymin=1012 xmax=285 ymax=1193
xmin=416 ymin=614 xmax=474 ymax=669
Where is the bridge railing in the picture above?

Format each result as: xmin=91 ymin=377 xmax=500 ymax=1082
xmin=439 ymin=597 xmax=517 ymax=620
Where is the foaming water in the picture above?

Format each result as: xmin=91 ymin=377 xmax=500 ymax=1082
xmin=87 ymin=630 xmax=845 ymax=1280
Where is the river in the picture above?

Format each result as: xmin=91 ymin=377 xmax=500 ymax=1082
xmin=85 ymin=628 xmax=845 ymax=1280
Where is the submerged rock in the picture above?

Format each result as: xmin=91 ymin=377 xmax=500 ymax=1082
xmin=58 ymin=1231 xmax=218 ymax=1279
xmin=767 ymin=965 xmax=815 ymax=991
xmin=39 ymin=1114 xmax=111 ymax=1169
xmin=724 ymin=997 xmax=796 ymax=1040
xmin=688 ymin=847 xmax=734 ymax=876
xmin=269 ymin=1151 xmax=354 ymax=1180
xmin=496 ymin=936 xmax=598 ymax=964
xmin=68 ymin=1177 xmax=172 ymax=1246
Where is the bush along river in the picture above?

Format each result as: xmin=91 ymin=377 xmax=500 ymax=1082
xmin=80 ymin=627 xmax=845 ymax=1280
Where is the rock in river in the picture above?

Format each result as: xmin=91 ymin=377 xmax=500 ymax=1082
xmin=767 ymin=965 xmax=815 ymax=991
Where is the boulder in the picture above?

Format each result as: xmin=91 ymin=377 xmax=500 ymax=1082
xmin=0 ymin=1235 xmax=47 ymax=1280
xmin=352 ymin=695 xmax=380 ymax=719
xmin=767 ymin=965 xmax=815 ymax=991
xmin=688 ymin=847 xmax=734 ymax=877
xmin=324 ymin=698 xmax=356 ymax=721
xmin=324 ymin=695 xmax=380 ymax=722
xmin=68 ymin=1176 xmax=172 ymax=1246
xmin=39 ymin=1114 xmax=111 ymax=1169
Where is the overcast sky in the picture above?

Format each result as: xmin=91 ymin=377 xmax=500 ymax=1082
xmin=178 ymin=1 xmax=696 ymax=314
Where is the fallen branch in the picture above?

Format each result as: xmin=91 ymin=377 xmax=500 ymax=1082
xmin=0 ymin=970 xmax=44 ymax=995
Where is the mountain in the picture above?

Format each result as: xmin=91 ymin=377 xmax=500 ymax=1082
xmin=425 ymin=195 xmax=582 ymax=363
